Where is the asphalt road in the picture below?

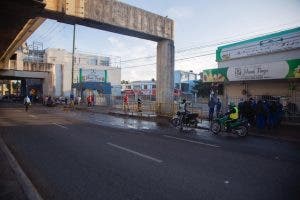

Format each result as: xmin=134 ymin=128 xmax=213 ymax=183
xmin=1 ymin=103 xmax=300 ymax=200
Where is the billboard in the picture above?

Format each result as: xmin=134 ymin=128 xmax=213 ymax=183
xmin=203 ymin=59 xmax=300 ymax=82
xmin=216 ymin=27 xmax=300 ymax=62
xmin=79 ymin=69 xmax=107 ymax=83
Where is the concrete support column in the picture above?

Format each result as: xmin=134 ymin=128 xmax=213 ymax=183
xmin=21 ymin=79 xmax=27 ymax=97
xmin=156 ymin=40 xmax=175 ymax=116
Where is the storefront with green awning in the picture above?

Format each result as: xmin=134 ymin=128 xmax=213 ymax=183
xmin=202 ymin=59 xmax=300 ymax=107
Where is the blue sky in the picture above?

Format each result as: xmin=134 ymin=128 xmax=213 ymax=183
xmin=27 ymin=0 xmax=300 ymax=81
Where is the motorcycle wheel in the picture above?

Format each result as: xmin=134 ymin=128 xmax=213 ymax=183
xmin=236 ymin=126 xmax=248 ymax=137
xmin=211 ymin=122 xmax=221 ymax=134
xmin=171 ymin=118 xmax=180 ymax=127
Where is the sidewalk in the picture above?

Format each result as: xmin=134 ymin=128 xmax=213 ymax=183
xmin=0 ymin=142 xmax=27 ymax=200
xmin=74 ymin=105 xmax=158 ymax=120
xmin=66 ymin=104 xmax=300 ymax=143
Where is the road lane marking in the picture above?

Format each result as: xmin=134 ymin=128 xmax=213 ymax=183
xmin=29 ymin=114 xmax=37 ymax=118
xmin=107 ymin=142 xmax=163 ymax=163
xmin=163 ymin=135 xmax=220 ymax=148
xmin=52 ymin=123 xmax=68 ymax=129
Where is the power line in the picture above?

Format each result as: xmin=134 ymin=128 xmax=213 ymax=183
xmin=38 ymin=24 xmax=64 ymax=42
xmin=176 ymin=19 xmax=300 ymax=51
xmin=121 ymin=51 xmax=216 ymax=69
xmin=29 ymin=21 xmax=57 ymax=41
xmin=120 ymin=24 xmax=300 ymax=63
xmin=43 ymin=25 xmax=68 ymax=47
xmin=33 ymin=23 xmax=61 ymax=42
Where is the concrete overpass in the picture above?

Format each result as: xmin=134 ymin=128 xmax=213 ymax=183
xmin=0 ymin=0 xmax=175 ymax=115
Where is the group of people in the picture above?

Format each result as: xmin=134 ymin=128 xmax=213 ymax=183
xmin=123 ymin=94 xmax=143 ymax=112
xmin=237 ymin=98 xmax=284 ymax=129
xmin=208 ymin=97 xmax=284 ymax=130
xmin=208 ymin=98 xmax=222 ymax=121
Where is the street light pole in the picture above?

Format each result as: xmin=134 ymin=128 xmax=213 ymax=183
xmin=71 ymin=24 xmax=76 ymax=99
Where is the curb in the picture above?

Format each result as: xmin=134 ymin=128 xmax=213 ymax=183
xmin=108 ymin=111 xmax=157 ymax=120
xmin=0 ymin=137 xmax=43 ymax=200
xmin=248 ymin=132 xmax=300 ymax=143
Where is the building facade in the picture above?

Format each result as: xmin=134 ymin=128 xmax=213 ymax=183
xmin=122 ymin=80 xmax=156 ymax=96
xmin=0 ymin=42 xmax=54 ymax=100
xmin=121 ymin=70 xmax=198 ymax=97
xmin=44 ymin=48 xmax=121 ymax=99
xmin=202 ymin=27 xmax=300 ymax=110
xmin=174 ymin=70 xmax=198 ymax=94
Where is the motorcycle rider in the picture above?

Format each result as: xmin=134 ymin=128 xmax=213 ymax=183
xmin=179 ymin=98 xmax=188 ymax=114
xmin=177 ymin=98 xmax=190 ymax=128
xmin=224 ymin=102 xmax=239 ymax=131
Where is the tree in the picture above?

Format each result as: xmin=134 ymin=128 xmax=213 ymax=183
xmin=193 ymin=80 xmax=211 ymax=98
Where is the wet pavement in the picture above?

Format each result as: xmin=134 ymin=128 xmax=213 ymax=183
xmin=1 ymin=102 xmax=300 ymax=200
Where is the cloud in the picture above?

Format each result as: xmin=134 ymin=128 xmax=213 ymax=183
xmin=166 ymin=6 xmax=195 ymax=20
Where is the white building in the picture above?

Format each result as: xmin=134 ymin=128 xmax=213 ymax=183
xmin=44 ymin=48 xmax=121 ymax=97
xmin=122 ymin=80 xmax=156 ymax=95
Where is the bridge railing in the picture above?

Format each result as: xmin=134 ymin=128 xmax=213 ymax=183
xmin=8 ymin=60 xmax=17 ymax=70
xmin=23 ymin=61 xmax=53 ymax=72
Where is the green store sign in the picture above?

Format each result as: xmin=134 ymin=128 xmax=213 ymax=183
xmin=216 ymin=27 xmax=300 ymax=62
xmin=203 ymin=59 xmax=300 ymax=82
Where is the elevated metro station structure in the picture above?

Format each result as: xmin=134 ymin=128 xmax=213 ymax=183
xmin=0 ymin=0 xmax=175 ymax=115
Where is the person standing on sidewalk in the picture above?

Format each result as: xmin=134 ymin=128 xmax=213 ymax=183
xmin=215 ymin=98 xmax=222 ymax=117
xmin=87 ymin=95 xmax=92 ymax=107
xmin=238 ymin=99 xmax=245 ymax=119
xmin=123 ymin=94 xmax=129 ymax=111
xmin=137 ymin=97 xmax=142 ymax=112
xmin=23 ymin=95 xmax=31 ymax=112
xmin=208 ymin=98 xmax=215 ymax=121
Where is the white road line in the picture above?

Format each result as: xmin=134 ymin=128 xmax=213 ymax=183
xmin=107 ymin=142 xmax=163 ymax=163
xmin=0 ymin=138 xmax=44 ymax=200
xmin=29 ymin=114 xmax=37 ymax=118
xmin=52 ymin=123 xmax=68 ymax=129
xmin=163 ymin=135 xmax=220 ymax=148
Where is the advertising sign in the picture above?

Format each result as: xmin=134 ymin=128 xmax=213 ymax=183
xmin=80 ymin=69 xmax=107 ymax=82
xmin=203 ymin=67 xmax=228 ymax=82
xmin=216 ymin=27 xmax=300 ymax=61
xmin=227 ymin=62 xmax=289 ymax=81
xmin=203 ymin=59 xmax=300 ymax=82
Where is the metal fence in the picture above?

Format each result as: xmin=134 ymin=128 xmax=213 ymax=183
xmin=77 ymin=93 xmax=208 ymax=119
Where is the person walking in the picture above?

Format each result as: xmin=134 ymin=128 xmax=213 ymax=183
xmin=23 ymin=95 xmax=31 ymax=112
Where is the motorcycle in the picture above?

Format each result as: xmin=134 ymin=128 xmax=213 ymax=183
xmin=171 ymin=111 xmax=199 ymax=131
xmin=211 ymin=114 xmax=250 ymax=137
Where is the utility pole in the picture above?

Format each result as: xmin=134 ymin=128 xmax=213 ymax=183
xmin=71 ymin=24 xmax=76 ymax=99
